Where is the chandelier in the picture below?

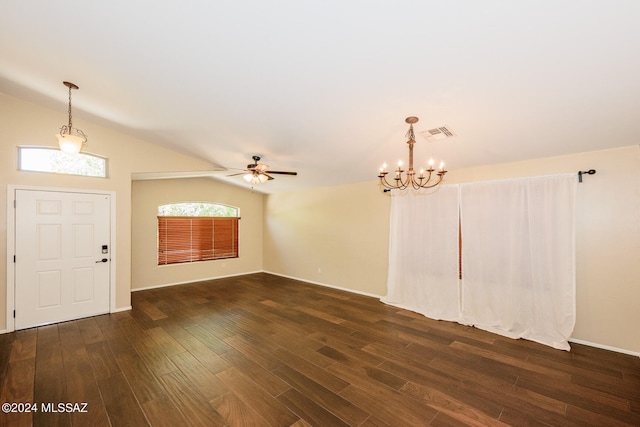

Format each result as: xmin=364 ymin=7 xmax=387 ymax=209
xmin=378 ymin=116 xmax=447 ymax=191
xmin=56 ymin=81 xmax=87 ymax=155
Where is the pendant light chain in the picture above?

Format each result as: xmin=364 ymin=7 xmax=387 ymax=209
xmin=67 ymin=84 xmax=74 ymax=130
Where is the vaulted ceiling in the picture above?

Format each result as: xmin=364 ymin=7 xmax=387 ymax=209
xmin=2 ymin=1 xmax=639 ymax=193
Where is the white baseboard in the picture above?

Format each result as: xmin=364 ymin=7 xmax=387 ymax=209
xmin=111 ymin=306 xmax=132 ymax=313
xmin=568 ymin=338 xmax=640 ymax=358
xmin=131 ymin=271 xmax=264 ymax=292
xmin=263 ymin=270 xmax=383 ymax=299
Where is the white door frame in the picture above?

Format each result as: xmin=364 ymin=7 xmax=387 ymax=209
xmin=6 ymin=185 xmax=117 ymax=332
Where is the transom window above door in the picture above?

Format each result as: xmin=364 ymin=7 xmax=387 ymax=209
xmin=18 ymin=146 xmax=108 ymax=178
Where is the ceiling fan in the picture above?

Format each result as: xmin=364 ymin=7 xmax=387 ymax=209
xmin=228 ymin=155 xmax=297 ymax=184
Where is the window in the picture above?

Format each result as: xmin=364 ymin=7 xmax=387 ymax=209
xmin=18 ymin=146 xmax=108 ymax=178
xmin=157 ymin=203 xmax=239 ymax=265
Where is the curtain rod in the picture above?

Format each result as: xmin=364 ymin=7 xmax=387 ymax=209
xmin=383 ymin=169 xmax=598 ymax=191
xmin=578 ymin=169 xmax=596 ymax=183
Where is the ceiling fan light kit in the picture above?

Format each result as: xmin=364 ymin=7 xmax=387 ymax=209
xmin=378 ymin=116 xmax=447 ymax=192
xmin=56 ymin=81 xmax=87 ymax=155
xmin=229 ymin=155 xmax=298 ymax=186
xmin=243 ymin=172 xmax=269 ymax=184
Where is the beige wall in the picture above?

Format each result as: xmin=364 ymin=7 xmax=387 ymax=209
xmin=264 ymin=146 xmax=640 ymax=354
xmin=264 ymin=181 xmax=390 ymax=296
xmin=0 ymin=93 xmax=217 ymax=331
xmin=131 ymin=178 xmax=263 ymax=289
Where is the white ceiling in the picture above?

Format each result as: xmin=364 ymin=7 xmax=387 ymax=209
xmin=2 ymin=1 xmax=639 ymax=194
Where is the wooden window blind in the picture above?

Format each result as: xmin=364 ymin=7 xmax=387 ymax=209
xmin=158 ymin=216 xmax=239 ymax=265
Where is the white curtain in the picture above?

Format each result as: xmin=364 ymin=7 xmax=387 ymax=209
xmin=459 ymin=174 xmax=577 ymax=350
xmin=381 ymin=186 xmax=460 ymax=321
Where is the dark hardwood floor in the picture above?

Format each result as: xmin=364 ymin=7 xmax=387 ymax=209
xmin=1 ymin=273 xmax=639 ymax=426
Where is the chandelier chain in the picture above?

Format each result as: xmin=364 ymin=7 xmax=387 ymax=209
xmin=405 ymin=123 xmax=415 ymax=142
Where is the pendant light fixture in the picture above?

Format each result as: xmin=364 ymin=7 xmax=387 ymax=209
xmin=56 ymin=81 xmax=87 ymax=155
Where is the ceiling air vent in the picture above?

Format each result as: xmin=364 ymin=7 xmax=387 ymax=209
xmin=420 ymin=126 xmax=456 ymax=142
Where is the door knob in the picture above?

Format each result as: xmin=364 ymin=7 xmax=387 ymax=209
xmin=95 ymin=258 xmax=108 ymax=263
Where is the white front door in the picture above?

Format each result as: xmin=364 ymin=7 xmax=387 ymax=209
xmin=15 ymin=189 xmax=111 ymax=329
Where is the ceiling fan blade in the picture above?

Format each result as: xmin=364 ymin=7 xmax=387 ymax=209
xmin=267 ymin=171 xmax=298 ymax=175
xmin=227 ymin=172 xmax=247 ymax=177
xmin=264 ymin=173 xmax=274 ymax=180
